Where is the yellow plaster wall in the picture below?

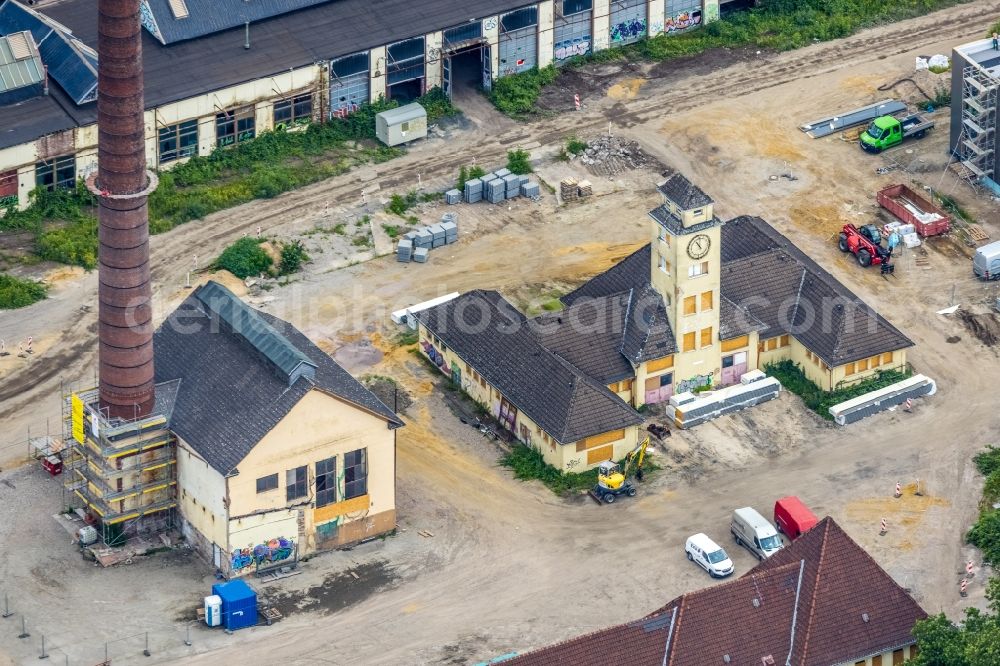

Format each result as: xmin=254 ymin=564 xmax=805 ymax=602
xmin=226 ymin=389 xmax=396 ymax=555
xmin=176 ymin=438 xmax=229 ymax=548
xmin=537 ymin=2 xmax=555 ymax=67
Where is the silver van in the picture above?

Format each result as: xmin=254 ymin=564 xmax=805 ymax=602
xmin=974 ymin=240 xmax=1000 ymax=280
xmin=731 ymin=507 xmax=783 ymax=560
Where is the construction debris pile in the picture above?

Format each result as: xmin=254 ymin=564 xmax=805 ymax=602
xmin=448 ymin=167 xmax=541 ymax=206
xmin=575 ymin=135 xmax=652 ymax=176
xmin=397 ymin=213 xmax=458 ymax=264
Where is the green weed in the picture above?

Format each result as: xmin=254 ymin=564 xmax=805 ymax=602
xmin=0 ymin=274 xmax=47 ymax=309
xmin=765 ymin=359 xmax=911 ymax=419
xmin=215 ymin=237 xmax=273 ymax=278
xmin=506 ymin=149 xmax=533 ymax=175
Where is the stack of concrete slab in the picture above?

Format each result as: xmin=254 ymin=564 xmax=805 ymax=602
xmin=494 ymin=168 xmax=511 ymax=179
xmin=464 ymin=179 xmax=483 ymax=203
xmin=487 ymin=178 xmax=506 ymax=204
xmin=445 ymin=189 xmax=462 ymax=205
xmin=481 ymin=172 xmax=498 ymax=186
xmin=520 ymin=181 xmax=540 ymax=198
xmin=440 ymin=219 xmax=457 ymax=243
xmin=429 ymin=223 xmax=446 ymax=248
xmin=413 ymin=227 xmax=433 ymax=249
xmin=413 ymin=247 xmax=429 ymax=263
xmin=397 ymin=238 xmax=413 ymax=262
xmin=503 ymin=174 xmax=521 ymax=199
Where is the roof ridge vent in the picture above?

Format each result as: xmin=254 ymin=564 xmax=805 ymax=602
xmin=168 ymin=0 xmax=190 ymax=19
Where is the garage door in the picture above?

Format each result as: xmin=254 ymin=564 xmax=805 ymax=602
xmin=665 ymin=0 xmax=702 ymax=33
xmin=554 ymin=0 xmax=592 ymax=62
xmin=329 ymin=52 xmax=369 ymax=118
xmin=386 ymin=37 xmax=425 ymax=86
xmin=499 ymin=7 xmax=538 ymax=76
xmin=610 ymin=0 xmax=647 ymax=45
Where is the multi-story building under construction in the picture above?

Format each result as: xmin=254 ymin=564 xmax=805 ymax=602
xmin=949 ymin=38 xmax=1000 ymax=191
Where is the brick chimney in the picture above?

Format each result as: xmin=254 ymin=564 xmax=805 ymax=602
xmin=89 ymin=0 xmax=158 ymax=419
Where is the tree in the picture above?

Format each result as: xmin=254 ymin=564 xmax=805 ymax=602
xmin=911 ymin=613 xmax=968 ymax=666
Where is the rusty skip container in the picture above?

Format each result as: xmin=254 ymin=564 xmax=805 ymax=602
xmin=877 ymin=184 xmax=950 ymax=238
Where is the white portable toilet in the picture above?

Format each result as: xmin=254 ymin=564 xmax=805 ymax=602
xmin=204 ymin=595 xmax=222 ymax=627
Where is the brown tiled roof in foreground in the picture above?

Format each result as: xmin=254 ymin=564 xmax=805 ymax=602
xmin=506 ymin=518 xmax=926 ymax=666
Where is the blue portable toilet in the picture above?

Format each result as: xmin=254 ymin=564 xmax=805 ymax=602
xmin=211 ymin=579 xmax=258 ymax=631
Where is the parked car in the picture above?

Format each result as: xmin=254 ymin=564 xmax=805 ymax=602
xmin=685 ymin=533 xmax=734 ymax=578
xmin=774 ymin=496 xmax=819 ymax=540
xmin=974 ymin=240 xmax=1000 ymax=280
xmin=731 ymin=507 xmax=784 ymax=560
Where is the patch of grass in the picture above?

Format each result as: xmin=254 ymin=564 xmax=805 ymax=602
xmin=357 ymin=214 xmax=370 ymax=227
xmin=491 ymin=0 xmax=972 ymax=116
xmin=506 ymin=149 xmax=533 ymax=175
xmin=215 ymin=237 xmax=273 ymax=279
xmin=937 ymin=192 xmax=974 ymax=223
xmin=419 ymin=191 xmax=443 ymax=203
xmin=386 ymin=190 xmax=420 ymax=217
xmin=541 ymin=298 xmax=563 ymax=311
xmin=489 ymin=65 xmax=558 ymax=117
xmin=36 ymin=218 xmax=97 ymax=269
xmin=351 ymin=234 xmax=371 ymax=247
xmin=0 ymin=273 xmax=48 ymax=309
xmin=395 ymin=328 xmax=419 ymax=346
xmin=765 ymin=359 xmax=910 ymax=419
xmin=382 ymin=224 xmax=401 ymax=239
xmin=501 ymin=443 xmax=598 ymax=495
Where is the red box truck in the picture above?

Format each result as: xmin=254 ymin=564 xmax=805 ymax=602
xmin=774 ymin=496 xmax=818 ymax=540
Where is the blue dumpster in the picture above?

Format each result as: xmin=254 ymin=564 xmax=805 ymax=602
xmin=211 ymin=579 xmax=258 ymax=631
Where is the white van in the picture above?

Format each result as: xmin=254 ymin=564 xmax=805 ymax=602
xmin=685 ymin=533 xmax=734 ymax=578
xmin=731 ymin=507 xmax=784 ymax=561
xmin=974 ymin=240 xmax=1000 ymax=280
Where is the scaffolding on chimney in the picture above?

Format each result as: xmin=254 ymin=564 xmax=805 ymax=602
xmin=61 ymin=384 xmax=178 ymax=546
xmin=958 ymin=63 xmax=998 ymax=181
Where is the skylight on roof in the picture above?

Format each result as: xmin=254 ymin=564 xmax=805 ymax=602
xmin=168 ymin=0 xmax=190 ymax=19
xmin=7 ymin=32 xmax=31 ymax=60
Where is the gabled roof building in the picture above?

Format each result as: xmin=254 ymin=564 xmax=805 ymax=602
xmin=418 ymin=174 xmax=913 ymax=472
xmin=506 ymin=517 xmax=927 ymax=666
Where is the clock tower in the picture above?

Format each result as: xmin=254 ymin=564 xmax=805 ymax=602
xmin=648 ymin=174 xmax=723 ymax=391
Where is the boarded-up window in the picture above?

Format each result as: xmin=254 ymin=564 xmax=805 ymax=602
xmin=872 ymin=654 xmax=882 ymax=666
xmin=587 ymin=445 xmax=613 ymax=465
xmin=766 ymin=338 xmax=778 ymax=351
xmin=721 ymin=335 xmax=748 ymax=352
xmin=871 ymin=355 xmax=880 ymax=368
xmin=683 ymin=332 xmax=696 ymax=352
xmin=845 ymin=362 xmax=856 ymax=375
xmin=646 ymin=355 xmax=673 ymax=372
xmin=620 ymin=379 xmax=632 ymax=392
xmin=0 ymin=169 xmax=16 ymax=199
xmin=700 ymin=327 xmax=713 ymax=348
xmin=576 ymin=429 xmax=625 ymax=452
xmin=779 ymin=334 xmax=790 ymax=347
xmin=701 ymin=290 xmax=713 ymax=310
xmin=892 ymin=649 xmax=905 ymax=665
xmin=858 ymin=358 xmax=869 ymax=372
xmin=882 ymin=351 xmax=893 ymax=365
xmin=683 ymin=295 xmax=696 ymax=315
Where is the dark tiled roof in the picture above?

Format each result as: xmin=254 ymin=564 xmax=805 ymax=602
xmin=507 ymin=518 xmax=927 ymax=666
xmin=0 ymin=0 xmax=535 ymax=149
xmin=154 ymin=281 xmax=402 ymax=475
xmin=417 ymin=290 xmax=642 ymax=443
xmin=620 ymin=284 xmax=676 ymax=362
xmin=657 ymin=172 xmax=713 ymax=210
xmin=648 ymin=204 xmax=720 ymax=236
xmin=561 ymin=244 xmax=650 ymax=307
xmin=721 ymin=216 xmax=913 ymax=365
xmin=143 ymin=0 xmax=333 ymax=45
xmin=719 ymin=294 xmax=768 ymax=341
xmin=564 ymin=215 xmax=913 ymax=367
xmin=531 ymin=292 xmax=636 ymax=384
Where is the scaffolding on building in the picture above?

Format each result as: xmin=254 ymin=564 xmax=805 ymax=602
xmin=958 ymin=63 xmax=998 ymax=182
xmin=61 ymin=384 xmax=179 ymax=547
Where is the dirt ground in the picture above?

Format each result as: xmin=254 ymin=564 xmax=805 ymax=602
xmin=3 ymin=2 xmax=1000 ymax=663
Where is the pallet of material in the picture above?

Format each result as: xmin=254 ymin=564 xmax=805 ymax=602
xmin=578 ymin=180 xmax=593 ymax=197
xmin=967 ymin=224 xmax=990 ymax=244
xmin=445 ymin=189 xmax=462 ymax=205
xmin=561 ymin=177 xmax=579 ymax=201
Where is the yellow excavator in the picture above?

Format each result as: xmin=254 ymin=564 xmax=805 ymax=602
xmin=590 ymin=437 xmax=649 ymax=504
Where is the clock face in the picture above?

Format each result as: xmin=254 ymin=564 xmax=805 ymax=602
xmin=687 ymin=234 xmax=711 ymax=260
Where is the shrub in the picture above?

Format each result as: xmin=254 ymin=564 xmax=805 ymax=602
xmin=36 ymin=218 xmax=98 ymax=269
xmin=0 ymin=274 xmax=47 ymax=309
xmin=506 ymin=149 xmax=533 ymax=175
xmin=975 ymin=447 xmax=1000 ymax=477
xmin=382 ymin=224 xmax=401 ymax=238
xmin=215 ymin=237 xmax=273 ymax=279
xmin=968 ymin=510 xmax=1000 ymax=565
xmin=765 ymin=359 xmax=910 ymax=419
xmin=501 ymin=443 xmax=598 ymax=495
xmin=279 ymin=240 xmax=308 ymax=275
xmin=468 ymin=166 xmax=486 ymax=180
xmin=566 ymin=136 xmax=588 ymax=155
xmin=489 ymin=66 xmax=558 ymax=116
xmin=416 ymin=86 xmax=460 ymax=124
xmin=457 ymin=165 xmax=469 ymax=191
xmin=386 ymin=190 xmax=420 ymax=217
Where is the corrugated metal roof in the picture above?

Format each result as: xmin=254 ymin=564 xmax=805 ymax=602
xmin=377 ymin=102 xmax=426 ymax=125
xmin=0 ymin=0 xmax=97 ymax=104
xmin=0 ymin=30 xmax=43 ymax=93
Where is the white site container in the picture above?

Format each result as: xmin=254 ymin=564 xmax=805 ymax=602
xmin=375 ymin=103 xmax=427 ymax=147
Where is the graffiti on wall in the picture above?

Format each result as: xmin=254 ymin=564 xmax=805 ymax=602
xmin=231 ymin=536 xmax=294 ymax=574
xmin=664 ymin=12 xmax=702 ymax=33
xmin=676 ymin=374 xmax=712 ymax=395
xmin=421 ymin=341 xmax=451 ymax=376
xmin=554 ymin=38 xmax=591 ymax=61
xmin=611 ymin=18 xmax=647 ymax=43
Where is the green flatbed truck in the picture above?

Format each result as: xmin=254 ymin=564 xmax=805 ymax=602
xmin=859 ymin=114 xmax=934 ymax=153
